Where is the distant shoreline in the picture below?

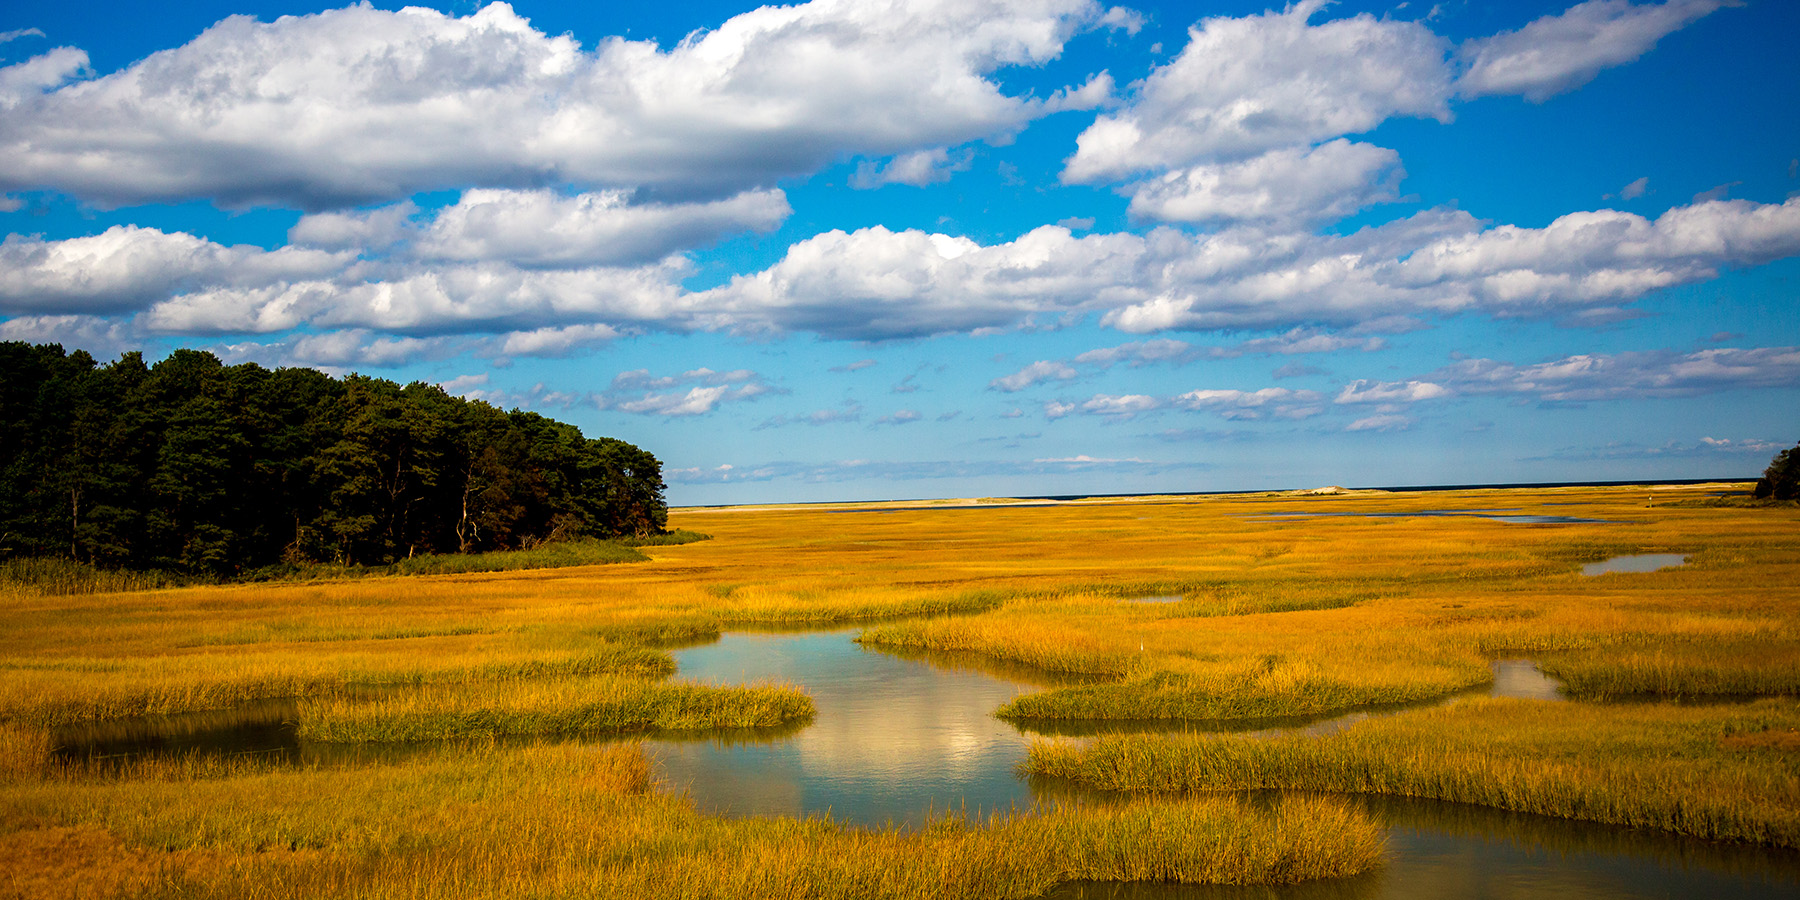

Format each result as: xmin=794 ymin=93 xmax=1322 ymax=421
xmin=675 ymin=477 xmax=1755 ymax=511
xmin=1037 ymin=477 xmax=1757 ymax=501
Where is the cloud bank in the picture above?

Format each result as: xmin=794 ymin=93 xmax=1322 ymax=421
xmin=0 ymin=0 xmax=1114 ymax=208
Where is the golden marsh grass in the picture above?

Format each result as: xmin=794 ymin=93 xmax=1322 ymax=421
xmin=295 ymin=676 xmax=814 ymax=742
xmin=2 ymin=482 xmax=1796 ymax=894
xmin=2 ymin=741 xmax=1381 ymax=899
xmin=1024 ymin=696 xmax=1800 ymax=847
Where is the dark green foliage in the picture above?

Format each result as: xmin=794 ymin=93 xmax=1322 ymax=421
xmin=0 ymin=342 xmax=668 ymax=575
xmin=1752 ymin=442 xmax=1800 ymax=500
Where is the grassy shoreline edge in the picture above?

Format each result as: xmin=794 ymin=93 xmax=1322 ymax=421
xmin=1024 ymin=696 xmax=1800 ymax=848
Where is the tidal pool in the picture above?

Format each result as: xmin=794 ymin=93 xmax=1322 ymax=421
xmin=647 ymin=628 xmax=1055 ymax=825
xmin=1582 ymin=553 xmax=1689 ymax=576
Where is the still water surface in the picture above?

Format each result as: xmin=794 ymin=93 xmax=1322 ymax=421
xmin=648 ymin=628 xmax=1053 ymax=824
xmin=1582 ymin=553 xmax=1689 ymax=576
xmin=1248 ymin=510 xmax=1617 ymax=525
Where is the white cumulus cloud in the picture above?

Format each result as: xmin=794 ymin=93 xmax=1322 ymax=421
xmin=1431 ymin=345 xmax=1800 ymax=402
xmin=990 ymin=360 xmax=1080 ymax=392
xmin=0 ymin=0 xmax=1113 ymax=208
xmin=699 ymin=224 xmax=1149 ymax=340
xmin=1458 ymin=0 xmax=1735 ymax=102
xmin=292 ymin=189 xmax=790 ymax=268
xmin=0 ymin=226 xmax=349 ymax=315
xmin=850 ymin=148 xmax=972 ymax=190
xmin=1172 ymin=387 xmax=1324 ymax=420
xmin=1335 ymin=379 xmax=1452 ymax=404
xmin=0 ymin=46 xmax=89 ymax=106
xmin=1063 ymin=0 xmax=1450 ymax=183
xmin=1125 ymin=140 xmax=1405 ymax=226
xmin=1346 ymin=413 xmax=1413 ymax=431
xmin=599 ymin=368 xmax=775 ymax=417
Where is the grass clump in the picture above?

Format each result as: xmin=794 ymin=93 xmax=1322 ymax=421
xmin=1029 ymin=793 xmax=1383 ymax=886
xmin=1025 ymin=697 xmax=1800 ymax=847
xmin=997 ymin=663 xmax=1481 ymax=724
xmin=295 ymin=676 xmax=815 ymax=741
xmin=715 ymin=586 xmax=1006 ymax=626
xmin=622 ymin=529 xmax=713 ymax=547
xmin=1540 ymin=639 xmax=1800 ymax=698
xmin=858 ymin=614 xmax=1142 ymax=677
xmin=0 ymin=643 xmax=675 ymax=728
xmin=863 ymin=609 xmax=1490 ymax=723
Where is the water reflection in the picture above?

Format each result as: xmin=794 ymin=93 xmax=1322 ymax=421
xmin=1247 ymin=510 xmax=1616 ymax=525
xmin=53 ymin=699 xmax=303 ymax=766
xmin=1489 ymin=659 xmax=1564 ymax=701
xmin=649 ymin=629 xmax=1046 ymax=826
xmin=1582 ymin=554 xmax=1688 ymax=576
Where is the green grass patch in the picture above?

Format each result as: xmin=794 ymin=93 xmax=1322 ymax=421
xmin=0 ymin=557 xmax=197 ymax=596
xmin=620 ymin=529 xmax=713 ymax=547
xmin=3 ymin=532 xmax=713 ymax=597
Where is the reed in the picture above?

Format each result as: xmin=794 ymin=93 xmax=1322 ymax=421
xmin=0 ymin=722 xmax=50 ymax=780
xmin=1540 ymin=640 xmax=1800 ymax=698
xmin=295 ymin=677 xmax=815 ymax=742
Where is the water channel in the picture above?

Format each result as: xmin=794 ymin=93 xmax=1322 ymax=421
xmin=50 ymin=622 xmax=1800 ymax=898
xmin=1246 ymin=510 xmax=1619 ymax=525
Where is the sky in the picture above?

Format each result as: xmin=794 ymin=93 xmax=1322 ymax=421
xmin=1 ymin=0 xmax=1796 ymax=505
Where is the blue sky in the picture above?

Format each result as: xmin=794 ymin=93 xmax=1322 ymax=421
xmin=1 ymin=0 xmax=1796 ymax=504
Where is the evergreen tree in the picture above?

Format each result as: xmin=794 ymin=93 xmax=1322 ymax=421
xmin=1753 ymin=442 xmax=1800 ymax=500
xmin=0 ymin=342 xmax=669 ymax=574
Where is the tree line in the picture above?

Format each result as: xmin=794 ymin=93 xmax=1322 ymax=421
xmin=0 ymin=342 xmax=667 ymax=575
